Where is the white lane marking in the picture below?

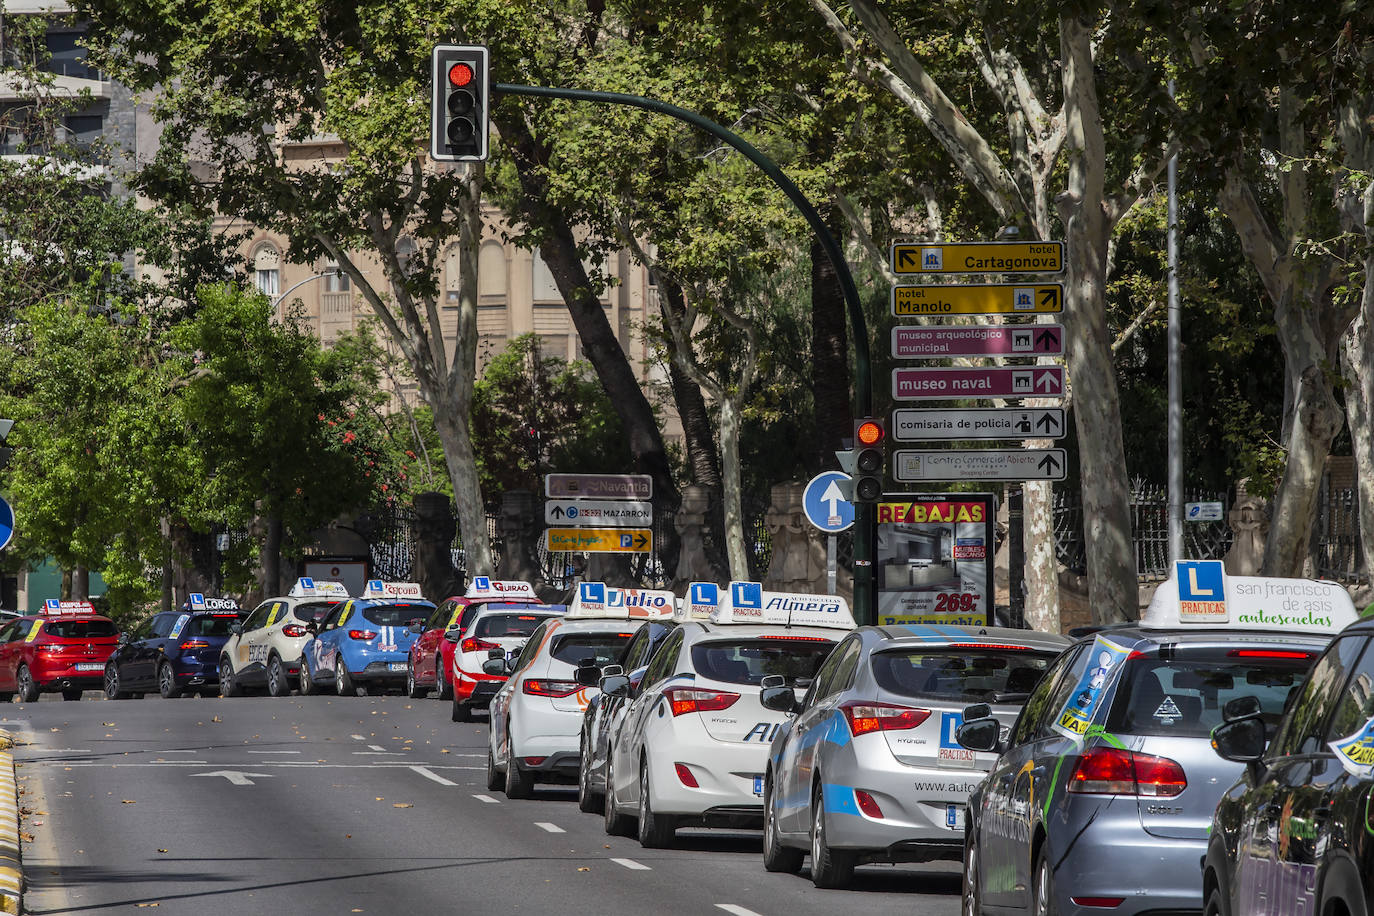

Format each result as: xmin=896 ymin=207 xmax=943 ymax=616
xmin=410 ymin=766 xmax=457 ymax=786
xmin=353 ymin=751 xmax=402 ymax=756
xmin=611 ymin=858 xmax=651 ymax=871
xmin=28 ymin=761 xmax=483 ymax=771
xmin=472 ymin=794 xmax=500 ymax=804
xmin=247 ymin=750 xmax=301 ymax=755
xmin=367 ymin=745 xmax=387 ymax=751
xmin=716 ymin=907 xmax=764 ymax=916
xmin=161 ymin=750 xmax=200 ymax=754
xmin=534 ymin=822 xmax=564 ymax=834
xmin=46 ymin=749 xmax=93 ymax=753
xmin=191 ymin=770 xmax=273 ymax=786
xmin=350 ymin=734 xmax=366 ymax=740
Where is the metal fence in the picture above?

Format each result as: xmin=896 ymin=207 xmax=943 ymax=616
xmin=1316 ymin=486 xmax=1367 ymax=584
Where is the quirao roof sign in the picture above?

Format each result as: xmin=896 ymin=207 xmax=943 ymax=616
xmin=1143 ymin=562 xmax=1357 ymax=635
xmin=465 ymin=577 xmax=538 ymax=600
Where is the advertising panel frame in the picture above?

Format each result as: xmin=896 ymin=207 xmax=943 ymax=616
xmin=876 ymin=492 xmax=996 ymax=628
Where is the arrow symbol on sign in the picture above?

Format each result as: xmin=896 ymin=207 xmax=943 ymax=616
xmin=1036 ymin=412 xmax=1060 ymax=434
xmin=634 ymin=533 xmax=649 ymax=550
xmin=1035 ymin=327 xmax=1059 ymax=349
xmin=551 ymin=506 xmax=565 ymax=519
xmin=897 ymin=248 xmax=919 ymax=270
xmin=1040 ymin=287 xmax=1059 ymax=309
xmin=820 ymin=479 xmax=847 ymax=518
xmin=1038 ymin=453 xmax=1062 ymax=476
xmin=1035 ymin=371 xmax=1061 ymax=393
xmin=192 ymin=770 xmax=273 ymax=786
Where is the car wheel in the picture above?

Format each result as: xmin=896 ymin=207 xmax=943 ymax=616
xmin=637 ymin=759 xmax=675 ymax=848
xmin=810 ymin=783 xmax=855 ymax=889
xmin=1033 ymin=847 xmax=1057 ymax=916
xmin=485 ymin=745 xmax=503 ymax=792
xmin=0 ymin=693 xmax=11 ymax=703
xmin=437 ymin=658 xmax=454 ymax=701
xmin=763 ymin=772 xmax=803 ymax=873
xmin=577 ymin=736 xmax=602 ymax=814
xmin=158 ymin=662 xmax=182 ymax=699
xmin=17 ymin=665 xmax=39 ymax=703
xmin=406 ymin=664 xmax=427 ymax=699
xmin=61 ymin=688 xmax=83 ymax=701
xmin=104 ymin=663 xmax=129 ymax=700
xmin=219 ymin=658 xmax=242 ymax=697
xmin=603 ymin=754 xmax=634 ymax=837
xmin=451 ymin=698 xmax=471 ymax=723
xmin=266 ymin=655 xmax=291 ymax=698
xmin=504 ymin=751 xmax=534 ymax=799
xmin=335 ymin=662 xmax=355 ymax=697
xmin=1203 ymin=884 xmax=1227 ymax=916
xmin=963 ymin=826 xmax=981 ymax=916
xmin=298 ymin=658 xmax=319 ymax=696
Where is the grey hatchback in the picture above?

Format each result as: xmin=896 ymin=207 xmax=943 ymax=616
xmin=957 ymin=567 xmax=1358 ymax=916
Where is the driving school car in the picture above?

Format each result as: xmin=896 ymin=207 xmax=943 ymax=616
xmin=448 ymin=580 xmax=565 ymax=721
xmin=486 ymin=583 xmax=672 ymax=798
xmin=221 ymin=577 xmax=350 ymax=697
xmin=762 ymin=623 xmax=1068 ymax=888
xmin=601 ymin=582 xmax=854 ymax=848
xmin=409 ymin=577 xmax=548 ymax=701
xmin=0 ymin=601 xmax=119 ymax=702
xmin=299 ymin=581 xmax=433 ymax=696
xmin=104 ymin=595 xmax=242 ymax=699
xmin=958 ymin=562 xmax=1357 ymax=916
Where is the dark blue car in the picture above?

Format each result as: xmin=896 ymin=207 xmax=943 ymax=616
xmin=105 ymin=599 xmax=244 ymax=699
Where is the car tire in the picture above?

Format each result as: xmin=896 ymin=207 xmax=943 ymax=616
xmin=219 ymin=658 xmax=242 ymax=697
xmin=963 ymin=826 xmax=982 ymax=916
xmin=577 ymin=736 xmax=602 ymax=814
xmin=437 ymin=658 xmax=454 ymax=701
xmin=810 ymin=784 xmax=855 ymax=889
xmin=298 ymin=658 xmax=319 ymax=695
xmin=603 ymin=755 xmax=634 ymax=837
xmin=763 ymin=772 xmax=803 ymax=873
xmin=1203 ymin=885 xmax=1227 ymax=916
xmin=1033 ymin=847 xmax=1057 ymax=916
xmin=61 ymin=688 xmax=82 ymax=701
xmin=335 ymin=663 xmax=356 ymax=697
xmin=485 ymin=745 xmax=503 ymax=792
xmin=0 ymin=693 xmax=11 ymax=703
xmin=158 ymin=662 xmax=182 ymax=699
xmin=504 ymin=752 xmax=534 ymax=800
xmin=406 ymin=664 xmax=427 ymax=699
xmin=451 ymin=699 xmax=471 ymax=723
xmin=104 ymin=663 xmax=130 ymax=700
xmin=17 ymin=665 xmax=39 ymax=704
xmin=266 ymin=655 xmax=291 ymax=698
xmin=637 ymin=759 xmax=675 ymax=848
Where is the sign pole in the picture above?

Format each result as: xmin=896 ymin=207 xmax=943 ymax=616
xmin=827 ymin=535 xmax=837 ymax=595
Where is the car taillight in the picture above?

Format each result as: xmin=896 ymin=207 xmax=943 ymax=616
xmin=663 ymin=687 xmax=740 ymax=716
xmin=281 ymin=624 xmax=308 ymax=638
xmin=179 ymin=640 xmax=210 ymax=650
xmin=1070 ymin=898 xmax=1125 ymax=908
xmin=1067 ymin=747 xmax=1186 ymax=797
xmin=854 ymin=789 xmax=884 ymax=818
xmin=675 ymin=763 xmax=699 ymax=788
xmin=840 ymin=702 xmax=931 ymax=736
xmin=757 ymin=635 xmax=833 ymax=642
xmin=462 ymin=637 xmax=498 ymax=653
xmin=947 ymin=643 xmax=1035 ymax=651
xmin=522 ymin=679 xmax=580 ymax=697
xmin=1227 ymin=649 xmax=1312 ymax=659
xmin=347 ymin=629 xmax=377 ymax=641
xmin=38 ymin=645 xmax=66 ymax=654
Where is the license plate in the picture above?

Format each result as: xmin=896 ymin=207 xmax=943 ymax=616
xmin=388 ymin=663 xmax=407 ymax=672
xmin=75 ymin=663 xmax=102 ymax=672
xmin=752 ymin=776 xmax=764 ymax=796
xmin=946 ymin=804 xmax=964 ymax=829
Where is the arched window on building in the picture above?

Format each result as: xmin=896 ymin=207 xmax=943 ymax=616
xmin=478 ymin=241 xmax=507 ymax=298
xmin=253 ymin=243 xmax=280 ymax=297
xmin=444 ymin=245 xmax=462 ymax=302
xmin=324 ymin=258 xmax=351 ymax=292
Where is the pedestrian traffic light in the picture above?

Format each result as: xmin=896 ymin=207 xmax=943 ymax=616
xmin=431 ymin=45 xmax=489 ymax=162
xmin=0 ymin=419 xmax=12 ymax=470
xmin=853 ymin=418 xmax=884 ymax=503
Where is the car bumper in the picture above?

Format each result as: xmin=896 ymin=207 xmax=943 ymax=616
xmin=509 ymin=699 xmax=584 ymax=768
xmin=33 ymin=660 xmax=109 ymax=686
xmin=352 ymin=659 xmax=410 ymax=683
xmin=454 ymin=666 xmax=506 ymax=704
xmin=646 ymin=726 xmax=771 ymax=822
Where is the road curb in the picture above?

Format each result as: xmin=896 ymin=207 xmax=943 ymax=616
xmin=0 ymin=729 xmax=20 ymax=914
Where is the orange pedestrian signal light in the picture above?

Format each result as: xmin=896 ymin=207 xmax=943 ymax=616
xmin=856 ymin=420 xmax=884 ymax=447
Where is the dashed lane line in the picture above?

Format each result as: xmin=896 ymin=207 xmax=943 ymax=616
xmin=716 ymin=906 xmax=764 ymax=916
xmin=472 ymin=794 xmax=500 ymax=804
xmin=610 ymin=858 xmax=651 ymax=871
xmin=350 ymin=734 xmax=366 ymax=740
xmin=410 ymin=766 xmax=457 ymax=786
xmin=534 ymin=822 xmax=564 ymax=834
xmin=247 ymin=750 xmax=301 ymax=755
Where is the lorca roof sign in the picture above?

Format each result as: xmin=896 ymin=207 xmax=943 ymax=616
xmin=1143 ymin=561 xmax=1357 ymax=635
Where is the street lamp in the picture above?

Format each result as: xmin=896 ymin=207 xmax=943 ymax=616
xmin=273 ymin=269 xmax=345 ymax=310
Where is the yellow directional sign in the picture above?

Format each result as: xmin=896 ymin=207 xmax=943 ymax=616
xmin=545 ymin=527 xmax=653 ymax=553
xmin=892 ymin=283 xmax=1062 ymax=316
xmin=892 ymin=241 xmax=1063 ymax=275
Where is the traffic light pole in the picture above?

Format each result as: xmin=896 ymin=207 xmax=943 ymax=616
xmin=493 ymin=83 xmax=877 ymax=624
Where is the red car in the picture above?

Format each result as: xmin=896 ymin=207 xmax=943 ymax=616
xmin=0 ymin=601 xmax=120 ymax=702
xmin=406 ymin=579 xmax=546 ymax=700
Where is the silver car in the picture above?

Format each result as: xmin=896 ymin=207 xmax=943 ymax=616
xmin=761 ymin=624 xmax=1068 ymax=888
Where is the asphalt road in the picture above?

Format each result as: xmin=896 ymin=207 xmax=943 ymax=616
xmin=4 ymin=689 xmax=963 ymax=915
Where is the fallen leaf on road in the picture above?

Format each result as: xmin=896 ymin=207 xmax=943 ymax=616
xmin=577 ymin=867 xmax=590 ymax=872
xmin=122 ymin=800 xmax=136 ymax=804
xmin=102 ymin=722 xmax=116 ymax=727
xmin=135 ymin=903 xmax=159 ymax=907
xmin=375 ymin=797 xmax=384 ymax=801
xmin=211 ymin=716 xmax=222 ymax=723
xmin=345 ymin=834 xmax=352 ymax=838
xmin=392 ymin=803 xmax=412 ymax=808
xmin=157 ymin=849 xmax=167 ymax=853
xmin=440 ymin=749 xmax=450 ymax=754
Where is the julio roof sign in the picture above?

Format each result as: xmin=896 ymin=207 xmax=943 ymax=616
xmin=893 ymin=448 xmax=1068 ymax=482
xmin=891 ymin=285 xmax=1062 ymax=317
xmin=891 ymin=241 xmax=1063 ymax=275
xmin=892 ymin=367 xmax=1064 ymax=400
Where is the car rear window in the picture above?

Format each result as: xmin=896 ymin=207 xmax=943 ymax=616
xmin=186 ymin=615 xmax=239 ymax=638
xmin=691 ymin=638 xmax=837 ymax=687
xmin=44 ymin=619 xmax=118 ymax=638
xmin=360 ymin=603 xmax=431 ymax=627
xmin=474 ymin=613 xmax=552 ymax=639
xmin=1105 ymin=648 xmax=1315 ymax=739
xmin=550 ymin=633 xmax=635 ymax=667
xmin=872 ymin=649 xmax=1058 ymax=703
xmin=294 ymin=601 xmax=341 ymax=623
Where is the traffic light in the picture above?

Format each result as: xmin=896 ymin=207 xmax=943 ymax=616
xmin=853 ymin=418 xmax=884 ymax=503
xmin=0 ymin=419 xmax=12 ymax=470
xmin=431 ymin=45 xmax=489 ymax=162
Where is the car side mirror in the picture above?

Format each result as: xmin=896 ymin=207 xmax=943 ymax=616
xmin=407 ymin=623 xmax=423 ymax=634
xmin=1211 ymin=716 xmax=1266 ymax=764
xmin=118 ymin=632 xmax=132 ymax=645
xmin=482 ymin=657 xmax=508 ymax=676
xmin=760 ymin=686 xmax=799 ymax=715
xmin=1223 ymin=695 xmax=1262 ymax=723
xmin=230 ymin=622 xmax=243 ymax=636
xmin=487 ymin=647 xmax=504 ymax=660
xmin=957 ymin=717 xmax=1003 ymax=754
xmin=574 ymin=665 xmax=602 ymax=688
xmin=964 ymin=702 xmax=992 ymax=722
xmin=600 ymin=674 xmax=630 ymax=698
xmin=444 ymin=630 xmax=461 ymax=643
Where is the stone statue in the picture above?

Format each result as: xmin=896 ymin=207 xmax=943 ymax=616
xmin=672 ymin=484 xmax=724 ymax=591
xmin=1223 ymin=479 xmax=1270 ymax=577
xmin=494 ymin=490 xmax=550 ymax=595
xmin=411 ymin=492 xmax=463 ymax=602
xmin=763 ymin=481 xmax=829 ymax=594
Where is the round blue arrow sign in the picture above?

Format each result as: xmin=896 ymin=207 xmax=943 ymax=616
xmin=802 ymin=471 xmax=855 ymax=533
xmin=0 ymin=496 xmax=13 ymax=552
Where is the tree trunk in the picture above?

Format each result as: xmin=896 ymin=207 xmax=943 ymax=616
xmin=71 ymin=566 xmax=89 ymax=601
xmin=260 ymin=516 xmax=282 ymax=597
xmin=810 ymin=224 xmax=851 ymax=476
xmin=1021 ymin=482 xmax=1060 ymax=631
xmin=497 ymin=114 xmax=680 ymax=514
xmin=1341 ymin=175 xmax=1374 ymax=587
xmin=430 ymin=392 xmax=493 ymax=577
xmin=160 ymin=516 xmax=174 ymax=613
xmin=658 ymin=280 xmax=722 ymax=489
xmin=1057 ymin=12 xmax=1138 ymax=623
xmin=718 ymin=398 xmax=749 ymax=579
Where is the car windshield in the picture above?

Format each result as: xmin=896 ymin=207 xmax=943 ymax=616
xmin=691 ymin=638 xmax=837 ymax=687
xmin=294 ymin=601 xmax=340 ymax=623
xmin=44 ymin=619 xmax=117 ymax=638
xmin=361 ymin=603 xmax=430 ymax=627
xmin=872 ymin=648 xmax=1059 ymax=703
xmin=1105 ymin=647 xmax=1315 ymax=739
xmin=550 ymin=632 xmax=635 ymax=667
xmin=186 ymin=615 xmax=239 ymax=638
xmin=474 ymin=613 xmax=551 ymax=639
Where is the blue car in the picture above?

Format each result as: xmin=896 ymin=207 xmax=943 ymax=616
xmin=104 ymin=596 xmax=244 ymax=699
xmin=300 ymin=582 xmax=434 ymax=696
